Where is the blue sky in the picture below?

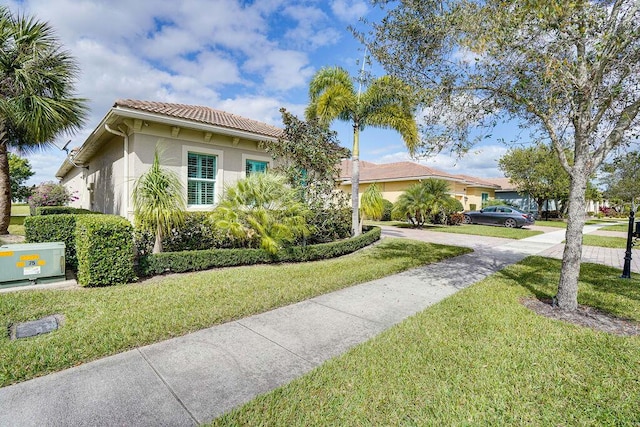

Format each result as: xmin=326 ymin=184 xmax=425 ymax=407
xmin=9 ymin=0 xmax=512 ymax=186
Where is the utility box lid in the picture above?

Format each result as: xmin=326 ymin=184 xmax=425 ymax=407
xmin=0 ymin=242 xmax=66 ymax=288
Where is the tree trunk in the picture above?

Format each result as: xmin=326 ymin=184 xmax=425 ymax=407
xmin=0 ymin=141 xmax=12 ymax=235
xmin=152 ymin=226 xmax=163 ymax=254
xmin=351 ymin=124 xmax=361 ymax=237
xmin=556 ymin=167 xmax=589 ymax=311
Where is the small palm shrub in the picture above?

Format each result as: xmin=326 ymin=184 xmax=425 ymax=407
xmin=212 ymin=173 xmax=311 ymax=254
xmin=360 ymin=184 xmax=384 ymax=221
xmin=393 ymin=179 xmax=461 ymax=227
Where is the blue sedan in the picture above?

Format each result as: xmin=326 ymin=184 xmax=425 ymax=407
xmin=463 ymin=205 xmax=535 ymax=228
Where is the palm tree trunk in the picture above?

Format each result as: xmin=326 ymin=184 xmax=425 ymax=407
xmin=351 ymin=124 xmax=361 ymax=236
xmin=153 ymin=225 xmax=163 ymax=254
xmin=0 ymin=138 xmax=12 ymax=235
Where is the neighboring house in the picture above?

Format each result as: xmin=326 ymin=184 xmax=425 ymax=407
xmin=486 ymin=177 xmax=606 ymax=215
xmin=338 ymin=160 xmax=500 ymax=211
xmin=56 ymin=99 xmax=282 ymax=219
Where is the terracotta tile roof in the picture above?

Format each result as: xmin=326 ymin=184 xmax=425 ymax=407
xmin=339 ymin=160 xmax=499 ymax=188
xmin=484 ymin=177 xmax=517 ymax=191
xmin=114 ymin=99 xmax=283 ymax=139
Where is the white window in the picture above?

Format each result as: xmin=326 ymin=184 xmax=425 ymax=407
xmin=187 ymin=152 xmax=216 ymax=205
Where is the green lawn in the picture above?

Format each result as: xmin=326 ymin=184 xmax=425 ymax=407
xmin=423 ymin=224 xmax=542 ymax=239
xmin=11 ymin=204 xmax=30 ymax=216
xmin=365 ymin=220 xmax=543 ymax=239
xmin=212 ymin=257 xmax=640 ymax=426
xmin=0 ymin=238 xmax=471 ymax=387
xmin=582 ymin=235 xmax=629 ymax=249
xmin=600 ymin=223 xmax=632 ymax=232
xmin=535 ymin=220 xmax=567 ymax=228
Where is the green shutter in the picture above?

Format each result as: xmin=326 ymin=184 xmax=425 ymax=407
xmin=188 ymin=153 xmax=217 ymax=205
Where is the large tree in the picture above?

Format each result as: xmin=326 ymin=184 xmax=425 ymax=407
xmin=498 ymin=144 xmax=570 ymax=216
xmin=305 ymin=66 xmax=419 ymax=236
xmin=600 ymin=151 xmax=640 ymax=210
xmin=365 ymin=0 xmax=640 ymax=310
xmin=8 ymin=152 xmax=34 ymax=202
xmin=0 ymin=6 xmax=87 ymax=234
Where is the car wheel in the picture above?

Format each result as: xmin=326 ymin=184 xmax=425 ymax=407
xmin=504 ymin=218 xmax=517 ymax=228
xmin=463 ymin=215 xmax=472 ymax=224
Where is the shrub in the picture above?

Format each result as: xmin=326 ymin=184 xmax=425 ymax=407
xmin=448 ymin=212 xmax=465 ymax=225
xmin=306 ymin=207 xmax=351 ymax=244
xmin=27 ymin=182 xmax=75 ymax=215
xmin=391 ymin=202 xmax=406 ymax=222
xmin=138 ymin=226 xmax=381 ymax=277
xmin=75 ymin=215 xmax=135 ymax=286
xmin=134 ymin=212 xmax=233 ymax=255
xmin=381 ymin=199 xmax=393 ymax=221
xmin=25 ymin=214 xmax=79 ymax=268
xmin=35 ymin=206 xmax=99 ymax=215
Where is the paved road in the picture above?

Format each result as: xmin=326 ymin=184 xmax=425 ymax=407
xmin=0 ymin=223 xmax=636 ymax=426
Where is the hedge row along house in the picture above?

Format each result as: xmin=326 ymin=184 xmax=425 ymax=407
xmin=57 ymin=99 xmax=503 ymax=218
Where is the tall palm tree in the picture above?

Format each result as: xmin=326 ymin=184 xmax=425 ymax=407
xmin=0 ymin=7 xmax=88 ymax=234
xmin=132 ymin=150 xmax=186 ymax=254
xmin=306 ymin=66 xmax=419 ymax=236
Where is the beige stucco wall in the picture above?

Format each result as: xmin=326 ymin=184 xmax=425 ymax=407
xmin=65 ymin=121 xmax=274 ymax=219
xmin=340 ymin=179 xmax=496 ymax=211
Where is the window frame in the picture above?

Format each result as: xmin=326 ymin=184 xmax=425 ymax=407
xmin=182 ymin=145 xmax=224 ymax=210
xmin=241 ymin=153 xmax=272 ymax=177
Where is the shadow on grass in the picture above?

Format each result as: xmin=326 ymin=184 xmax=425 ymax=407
xmin=497 ymin=256 xmax=640 ymax=319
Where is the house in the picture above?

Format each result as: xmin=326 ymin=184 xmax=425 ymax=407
xmin=338 ymin=160 xmax=500 ymax=211
xmin=56 ymin=100 xmax=282 ymax=219
xmin=486 ymin=177 xmax=606 ymax=215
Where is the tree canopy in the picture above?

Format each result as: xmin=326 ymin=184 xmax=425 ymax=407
xmin=498 ymin=144 xmax=570 ymax=215
xmin=0 ymin=6 xmax=88 ymax=233
xmin=305 ymin=66 xmax=419 ymax=236
xmin=8 ymin=152 xmax=33 ymax=202
xmin=600 ymin=151 xmax=640 ymax=210
xmin=364 ymin=0 xmax=640 ymax=310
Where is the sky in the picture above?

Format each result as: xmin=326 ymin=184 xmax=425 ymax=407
xmin=8 ymin=0 xmax=514 ymax=186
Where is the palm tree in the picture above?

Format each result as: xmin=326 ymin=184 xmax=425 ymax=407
xmin=393 ymin=179 xmax=461 ymax=228
xmin=132 ymin=150 xmax=186 ymax=254
xmin=306 ymin=66 xmax=418 ymax=236
xmin=212 ymin=173 xmax=311 ymax=254
xmin=360 ymin=183 xmax=384 ymax=223
xmin=0 ymin=7 xmax=88 ymax=234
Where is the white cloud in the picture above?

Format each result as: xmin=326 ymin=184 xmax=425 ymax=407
xmin=330 ymin=0 xmax=369 ymax=22
xmin=375 ymin=144 xmax=509 ymax=179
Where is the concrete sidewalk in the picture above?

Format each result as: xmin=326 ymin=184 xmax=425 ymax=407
xmin=0 ymin=223 xmax=632 ymax=426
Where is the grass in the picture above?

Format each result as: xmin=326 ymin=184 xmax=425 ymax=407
xmin=582 ymin=235 xmax=629 ymax=249
xmin=422 ymin=224 xmax=542 ymax=239
xmin=364 ymin=220 xmax=542 ymax=239
xmin=534 ymin=220 xmax=567 ymax=228
xmin=212 ymin=257 xmax=640 ymax=426
xmin=0 ymin=238 xmax=471 ymax=387
xmin=600 ymin=223 xmax=632 ymax=232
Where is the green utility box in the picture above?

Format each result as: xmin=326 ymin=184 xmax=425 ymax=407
xmin=0 ymin=242 xmax=65 ymax=288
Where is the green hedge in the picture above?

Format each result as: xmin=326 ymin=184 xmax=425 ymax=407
xmin=25 ymin=214 xmax=79 ymax=268
xmin=138 ymin=226 xmax=381 ymax=277
xmin=35 ymin=206 xmax=100 ymax=215
xmin=75 ymin=215 xmax=135 ymax=286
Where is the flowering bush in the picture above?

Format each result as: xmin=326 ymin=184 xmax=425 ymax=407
xmin=28 ymin=181 xmax=77 ymax=214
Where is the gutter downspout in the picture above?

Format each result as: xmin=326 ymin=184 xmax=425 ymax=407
xmin=104 ymin=124 xmax=130 ymax=219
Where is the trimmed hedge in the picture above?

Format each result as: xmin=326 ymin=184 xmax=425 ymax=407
xmin=76 ymin=215 xmax=135 ymax=286
xmin=138 ymin=226 xmax=381 ymax=277
xmin=25 ymin=214 xmax=80 ymax=268
xmin=35 ymin=206 xmax=100 ymax=215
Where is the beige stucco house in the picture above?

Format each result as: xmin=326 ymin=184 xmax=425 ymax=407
xmin=339 ymin=160 xmax=500 ymax=211
xmin=56 ymin=99 xmax=282 ymax=219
